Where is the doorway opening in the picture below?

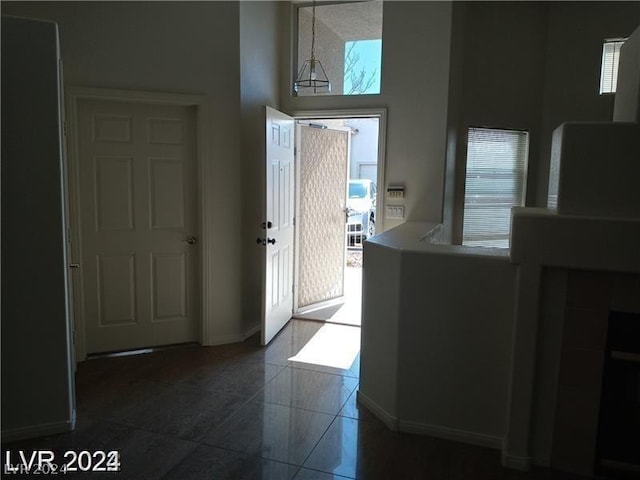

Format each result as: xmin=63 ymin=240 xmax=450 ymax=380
xmin=292 ymin=115 xmax=383 ymax=328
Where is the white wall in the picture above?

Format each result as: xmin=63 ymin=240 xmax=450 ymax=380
xmin=614 ymin=25 xmax=640 ymax=122
xmin=281 ymin=1 xmax=453 ymax=230
xmin=537 ymin=2 xmax=640 ymax=203
xmin=239 ymin=1 xmax=281 ymax=336
xmin=1 ymin=1 xmax=245 ymax=343
xmin=2 ymin=16 xmax=74 ymax=440
xmin=360 ymin=242 xmax=402 ymax=421
xmin=397 ymin=250 xmax=515 ymax=442
xmin=446 ymin=2 xmax=640 ymax=243
xmin=447 ymin=2 xmax=549 ymax=243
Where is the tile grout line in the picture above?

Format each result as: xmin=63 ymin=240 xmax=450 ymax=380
xmin=298 ymin=413 xmax=342 ymax=476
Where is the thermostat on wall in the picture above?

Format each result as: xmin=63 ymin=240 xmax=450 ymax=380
xmin=387 ymin=185 xmax=405 ymax=199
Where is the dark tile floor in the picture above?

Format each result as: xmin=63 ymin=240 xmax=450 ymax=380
xmin=3 ymin=320 xmax=592 ymax=479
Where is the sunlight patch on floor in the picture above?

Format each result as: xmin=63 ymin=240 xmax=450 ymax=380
xmin=288 ymin=323 xmax=360 ymax=370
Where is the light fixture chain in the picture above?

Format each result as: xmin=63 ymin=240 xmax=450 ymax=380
xmin=311 ymin=0 xmax=316 ymax=60
xmin=294 ymin=0 xmax=330 ymax=93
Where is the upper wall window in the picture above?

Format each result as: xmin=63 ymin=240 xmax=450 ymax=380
xmin=295 ymin=1 xmax=383 ymax=96
xmin=463 ymin=127 xmax=529 ymax=249
xmin=599 ymin=38 xmax=626 ymax=94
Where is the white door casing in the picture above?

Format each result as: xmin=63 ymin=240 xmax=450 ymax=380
xmin=261 ymin=107 xmax=295 ymax=345
xmin=76 ymin=98 xmax=199 ymax=354
xmin=294 ymin=124 xmax=351 ymax=313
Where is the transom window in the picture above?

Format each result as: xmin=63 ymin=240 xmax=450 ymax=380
xmin=463 ymin=127 xmax=529 ymax=249
xmin=296 ymin=1 xmax=383 ymax=96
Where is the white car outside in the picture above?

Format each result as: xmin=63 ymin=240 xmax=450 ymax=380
xmin=347 ymin=179 xmax=376 ymax=243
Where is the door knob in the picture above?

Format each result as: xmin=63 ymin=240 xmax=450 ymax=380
xmin=186 ymin=236 xmax=198 ymax=245
xmin=344 ymin=207 xmax=354 ymax=223
xmin=261 ymin=221 xmax=273 ymax=230
xmin=256 ymin=237 xmax=276 ymax=246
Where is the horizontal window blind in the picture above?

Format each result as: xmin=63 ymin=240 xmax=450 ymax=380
xmin=600 ymin=39 xmax=626 ymax=94
xmin=463 ymin=127 xmax=529 ymax=248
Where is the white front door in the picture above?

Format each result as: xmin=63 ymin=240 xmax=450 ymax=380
xmin=261 ymin=107 xmax=295 ymax=345
xmin=77 ymin=99 xmax=199 ymax=354
xmin=295 ymin=124 xmax=350 ymax=313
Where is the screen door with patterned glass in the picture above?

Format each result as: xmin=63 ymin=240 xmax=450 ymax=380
xmin=295 ymin=124 xmax=350 ymax=313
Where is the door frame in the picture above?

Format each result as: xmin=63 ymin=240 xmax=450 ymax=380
xmin=66 ymin=87 xmax=209 ymax=362
xmin=290 ymin=108 xmax=387 ymax=315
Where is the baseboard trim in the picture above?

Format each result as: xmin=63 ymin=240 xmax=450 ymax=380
xmin=242 ymin=324 xmax=261 ymax=341
xmin=502 ymin=450 xmax=533 ymax=471
xmin=2 ymin=418 xmax=74 ymax=443
xmin=356 ymin=390 xmax=399 ymax=431
xmin=206 ymin=324 xmax=261 ymax=346
xmin=205 ymin=333 xmax=242 ymax=346
xmin=355 ymin=390 xmax=506 ymax=450
xmin=398 ymin=419 xmax=503 ymax=450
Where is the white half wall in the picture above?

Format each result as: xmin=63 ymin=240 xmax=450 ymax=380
xmin=361 ymin=222 xmax=516 ymax=447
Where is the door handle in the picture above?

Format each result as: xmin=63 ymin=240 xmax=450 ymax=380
xmin=186 ymin=236 xmax=198 ymax=245
xmin=344 ymin=207 xmax=354 ymax=223
xmin=69 ymin=264 xmax=80 ymax=269
xmin=256 ymin=237 xmax=276 ymax=246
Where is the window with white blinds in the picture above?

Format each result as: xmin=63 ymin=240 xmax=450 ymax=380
xmin=599 ymin=38 xmax=626 ymax=94
xmin=462 ymin=127 xmax=529 ymax=248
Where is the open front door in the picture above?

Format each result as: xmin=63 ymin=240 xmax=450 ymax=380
xmin=294 ymin=124 xmax=350 ymax=314
xmin=260 ymin=107 xmax=295 ymax=345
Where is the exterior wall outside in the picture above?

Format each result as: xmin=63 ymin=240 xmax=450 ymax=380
xmin=347 ymin=118 xmax=379 ymax=180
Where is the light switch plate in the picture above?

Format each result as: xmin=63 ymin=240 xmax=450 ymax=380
xmin=387 ymin=186 xmax=405 ymax=199
xmin=386 ymin=205 xmax=404 ymax=219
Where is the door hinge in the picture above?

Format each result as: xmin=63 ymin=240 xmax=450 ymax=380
xmin=293 ymin=217 xmax=296 ymax=226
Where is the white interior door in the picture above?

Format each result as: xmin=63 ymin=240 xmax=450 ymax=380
xmin=295 ymin=124 xmax=350 ymax=313
xmin=77 ymin=99 xmax=199 ymax=354
xmin=261 ymin=106 xmax=295 ymax=345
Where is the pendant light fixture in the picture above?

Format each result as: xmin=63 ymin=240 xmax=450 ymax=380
xmin=294 ymin=0 xmax=331 ymax=94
